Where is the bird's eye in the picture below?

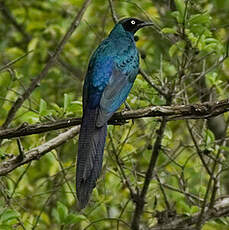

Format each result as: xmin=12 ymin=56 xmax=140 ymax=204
xmin=131 ymin=20 xmax=136 ymax=25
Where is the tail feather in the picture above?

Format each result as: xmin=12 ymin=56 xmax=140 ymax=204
xmin=76 ymin=107 xmax=107 ymax=209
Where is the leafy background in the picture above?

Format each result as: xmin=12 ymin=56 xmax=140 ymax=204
xmin=1 ymin=0 xmax=229 ymax=229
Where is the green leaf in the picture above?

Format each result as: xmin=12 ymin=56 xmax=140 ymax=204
xmin=164 ymin=127 xmax=173 ymax=140
xmin=64 ymin=93 xmax=71 ymax=113
xmin=68 ymin=101 xmax=82 ymax=114
xmin=50 ymin=102 xmax=62 ymax=113
xmin=190 ymin=205 xmax=200 ymax=214
xmin=52 ymin=208 xmax=61 ymax=224
xmin=199 ymin=185 xmax=207 ymax=196
xmin=39 ymin=99 xmax=47 ymax=116
xmin=174 ymin=0 xmax=185 ymax=17
xmin=161 ymin=27 xmax=177 ymax=34
xmin=0 ymin=149 xmax=6 ymax=160
xmin=171 ymin=11 xmax=183 ymax=23
xmin=169 ymin=40 xmax=186 ymax=57
xmin=0 ymin=225 xmax=11 ymax=230
xmin=151 ymin=95 xmax=165 ymax=105
xmin=177 ymin=200 xmax=190 ymax=213
xmin=57 ymin=202 xmax=68 ymax=223
xmin=27 ymin=38 xmax=38 ymax=52
xmin=205 ymin=38 xmax=218 ymax=44
xmin=64 ymin=214 xmax=86 ymax=225
xmin=219 ymin=146 xmax=229 ymax=152
xmin=205 ymin=129 xmax=215 ymax=144
xmin=189 ymin=13 xmax=211 ymax=26
xmin=204 ymin=43 xmax=218 ymax=52
xmin=206 ymin=72 xmax=218 ymax=86
xmin=214 ymin=218 xmax=229 ymax=225
xmin=0 ymin=209 xmax=19 ymax=223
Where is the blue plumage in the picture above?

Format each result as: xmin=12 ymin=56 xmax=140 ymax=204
xmin=76 ymin=18 xmax=152 ymax=209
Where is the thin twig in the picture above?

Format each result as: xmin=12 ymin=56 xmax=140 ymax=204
xmin=155 ymin=173 xmax=171 ymax=210
xmin=196 ymin=149 xmax=222 ymax=229
xmin=108 ymin=0 xmax=118 ymax=23
xmin=161 ymin=183 xmax=203 ymax=203
xmin=108 ymin=132 xmax=136 ymax=200
xmin=0 ymin=51 xmax=33 ymax=72
xmin=32 ymin=189 xmax=57 ymax=230
xmin=186 ymin=121 xmax=211 ymax=175
xmin=9 ymin=163 xmax=31 ymax=199
xmin=55 ymin=149 xmax=77 ymax=202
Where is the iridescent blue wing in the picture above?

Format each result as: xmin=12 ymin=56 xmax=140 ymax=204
xmin=96 ymin=51 xmax=139 ymax=127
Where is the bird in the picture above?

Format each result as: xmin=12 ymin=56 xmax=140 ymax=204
xmin=76 ymin=17 xmax=152 ymax=209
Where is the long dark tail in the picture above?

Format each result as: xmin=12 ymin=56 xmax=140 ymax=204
xmin=76 ymin=107 xmax=107 ymax=209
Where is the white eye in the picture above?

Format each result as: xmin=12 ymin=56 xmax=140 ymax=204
xmin=131 ymin=20 xmax=136 ymax=25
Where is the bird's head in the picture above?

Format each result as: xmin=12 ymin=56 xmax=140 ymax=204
xmin=119 ymin=17 xmax=153 ymax=34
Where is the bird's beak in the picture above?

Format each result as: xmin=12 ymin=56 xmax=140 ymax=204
xmin=137 ymin=21 xmax=154 ymax=29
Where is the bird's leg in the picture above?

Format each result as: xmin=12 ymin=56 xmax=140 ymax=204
xmin=15 ymin=138 xmax=24 ymax=162
xmin=124 ymin=101 xmax=131 ymax=111
xmin=124 ymin=102 xmax=135 ymax=124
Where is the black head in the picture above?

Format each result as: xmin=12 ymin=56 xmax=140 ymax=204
xmin=119 ymin=17 xmax=153 ymax=34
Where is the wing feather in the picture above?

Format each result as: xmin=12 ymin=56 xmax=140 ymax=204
xmin=96 ymin=57 xmax=139 ymax=127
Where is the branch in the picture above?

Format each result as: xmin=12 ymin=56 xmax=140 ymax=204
xmin=0 ymin=50 xmax=33 ymax=72
xmin=0 ymin=126 xmax=80 ymax=176
xmin=150 ymin=197 xmax=229 ymax=230
xmin=108 ymin=0 xmax=118 ymax=23
xmin=1 ymin=99 xmax=229 ymax=140
xmin=1 ymin=0 xmax=92 ymax=129
xmin=131 ymin=117 xmax=167 ymax=230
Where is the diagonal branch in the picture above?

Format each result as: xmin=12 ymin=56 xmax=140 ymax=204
xmin=131 ymin=117 xmax=167 ymax=230
xmin=131 ymin=89 xmax=172 ymax=230
xmin=0 ymin=51 xmax=33 ymax=72
xmin=1 ymin=0 xmax=92 ymax=130
xmin=1 ymin=99 xmax=229 ymax=140
xmin=108 ymin=0 xmax=118 ymax=23
xmin=0 ymin=126 xmax=80 ymax=176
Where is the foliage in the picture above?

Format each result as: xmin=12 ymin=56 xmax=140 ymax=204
xmin=1 ymin=0 xmax=229 ymax=229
